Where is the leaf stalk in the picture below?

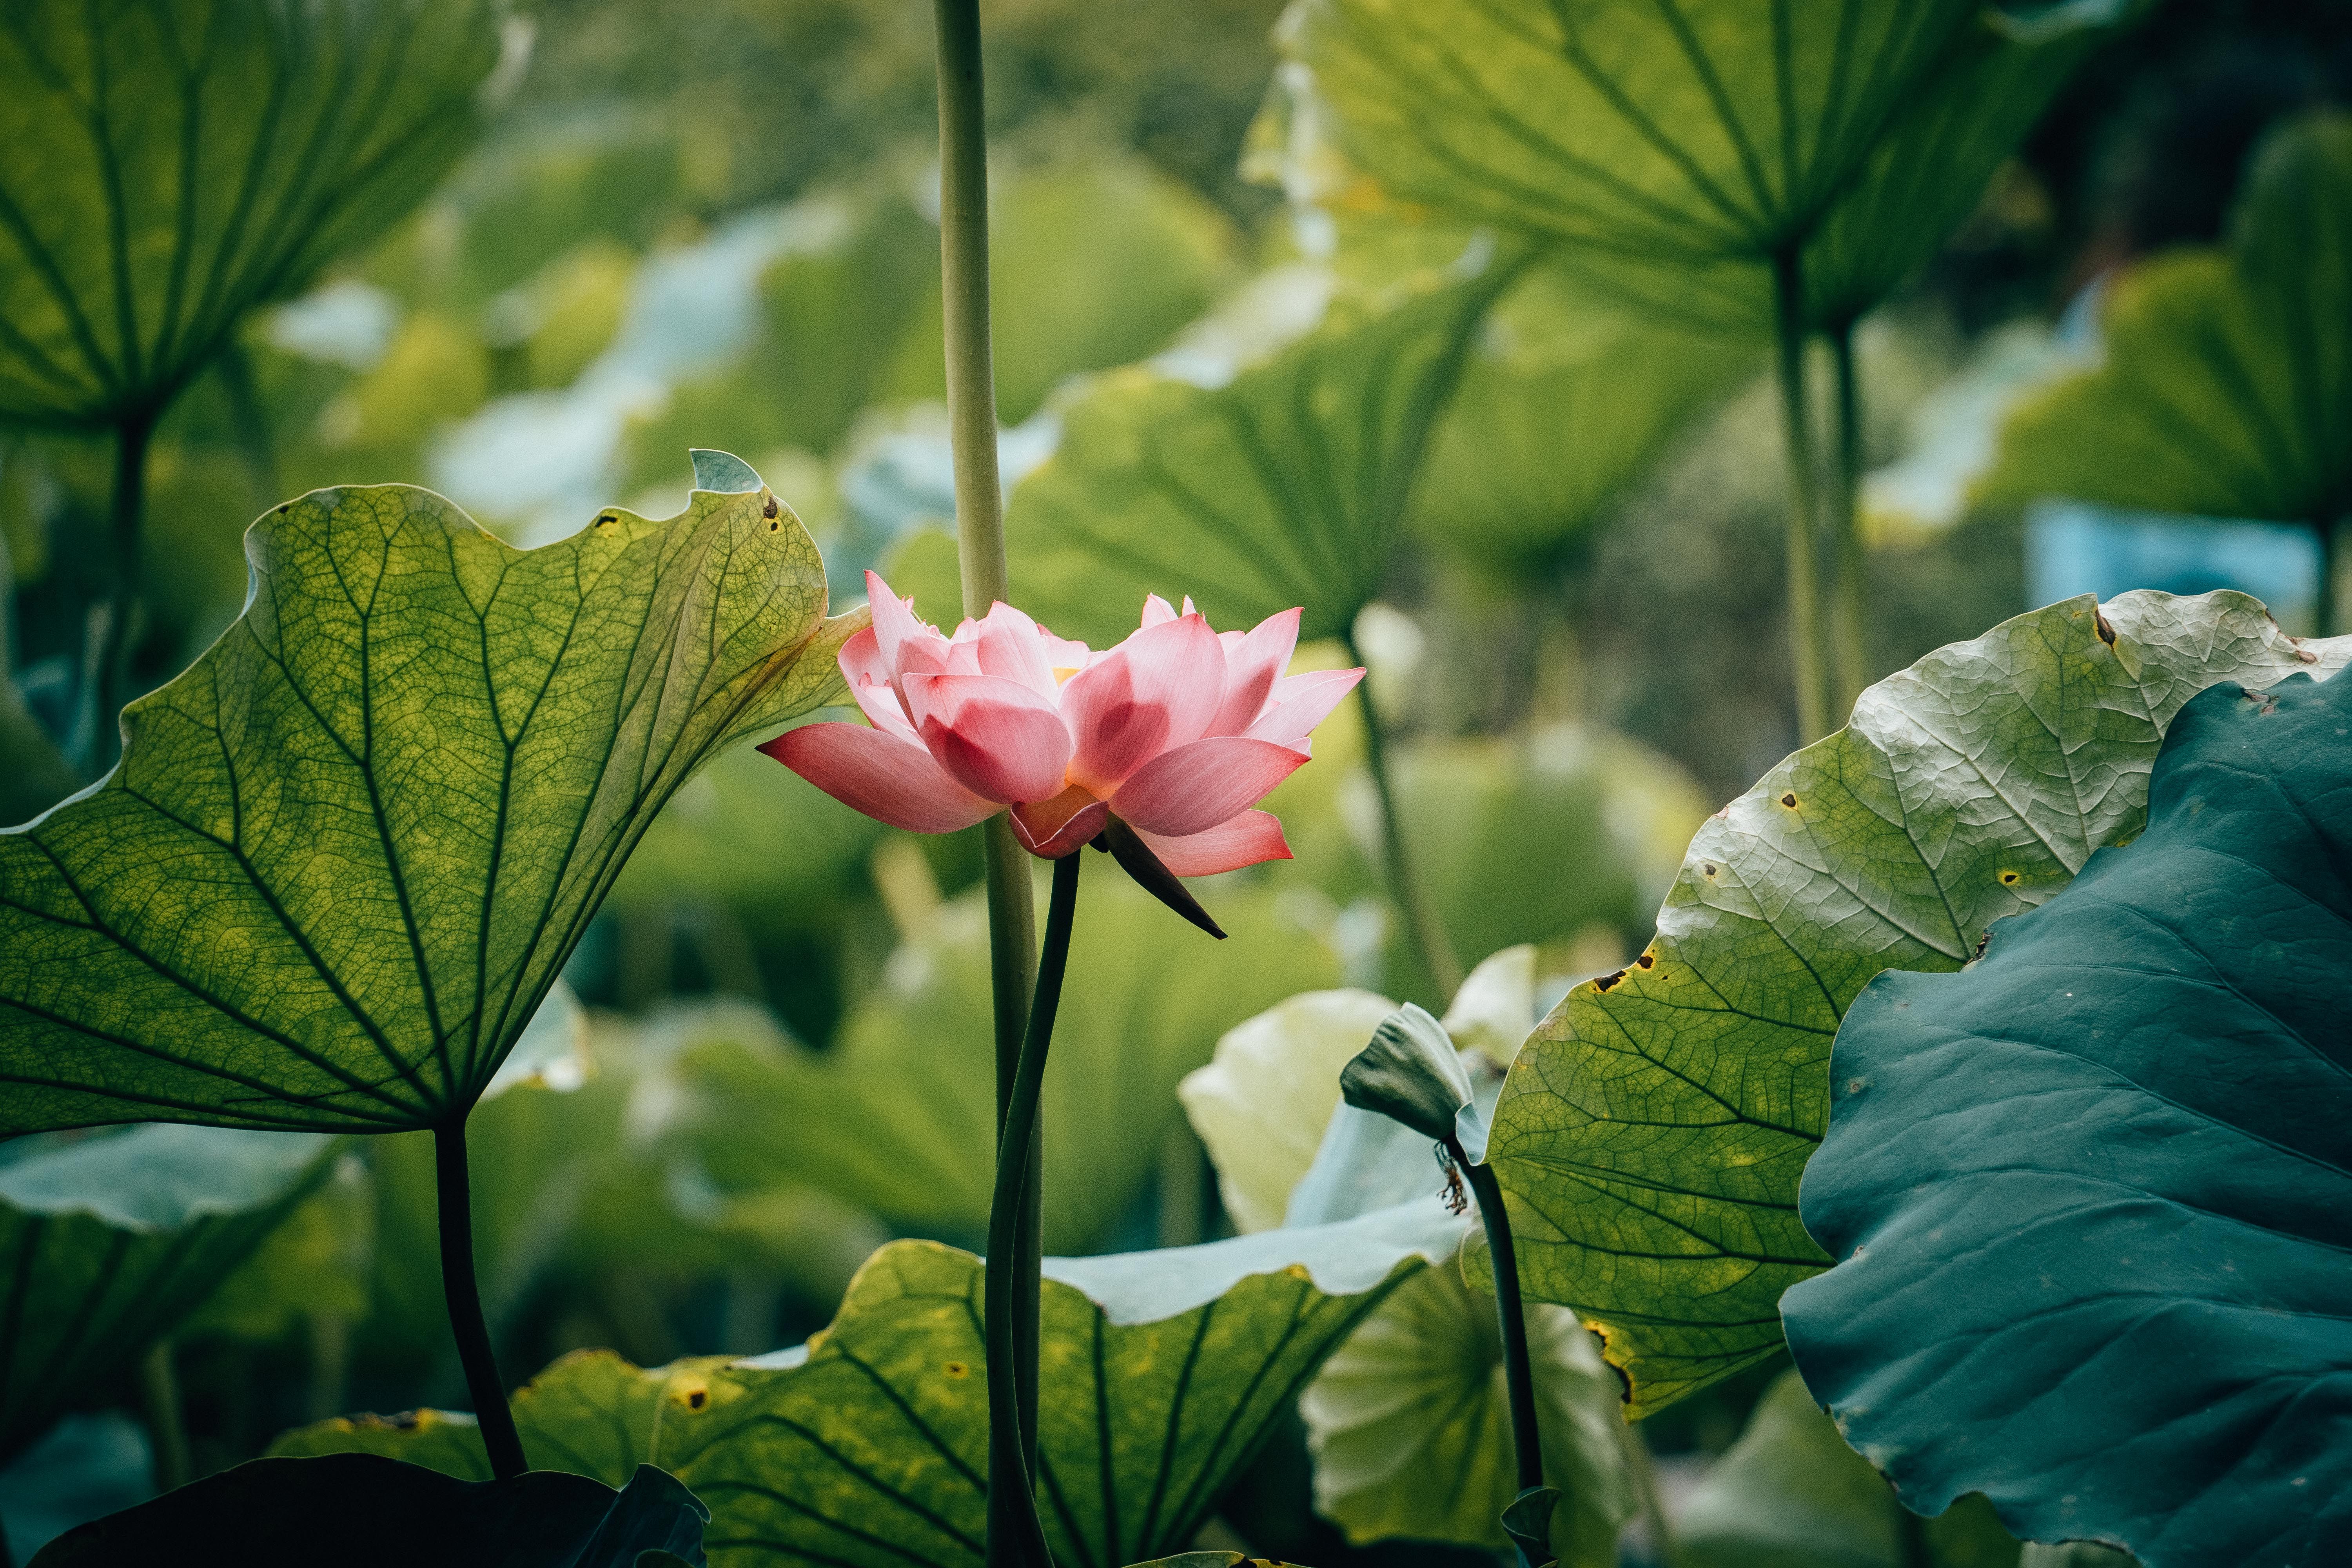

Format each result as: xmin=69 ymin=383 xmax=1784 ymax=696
xmin=1770 ymin=249 xmax=1831 ymax=744
xmin=1345 ymin=635 xmax=1464 ymax=1000
xmin=1826 ymin=319 xmax=1868 ymax=727
xmin=74 ymin=408 xmax=156 ymax=778
xmin=984 ymin=849 xmax=1082 ymax=1568
xmin=1452 ymin=1136 xmax=1552 ymax=1566
xmin=432 ymin=1120 xmax=527 ymax=1480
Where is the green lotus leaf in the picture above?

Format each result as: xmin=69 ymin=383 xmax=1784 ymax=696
xmin=0 ymin=1124 xmax=334 ymax=1462
xmin=998 ymin=252 xmax=1533 ymax=646
xmin=276 ymin=1209 xmax=1462 ymax=1565
xmin=657 ymin=873 xmax=1339 ymax=1254
xmin=1978 ymin=111 xmax=2352 ymax=528
xmin=1485 ymin=591 xmax=2352 ymax=1415
xmin=1301 ymin=1263 xmax=1631 ymax=1566
xmin=1273 ymin=0 xmax=2119 ymax=333
xmin=0 ymin=470 xmax=862 ymax=1134
xmin=1677 ymin=1371 xmax=2022 ymax=1568
xmin=30 ymin=1453 xmax=707 ymax=1568
xmin=1782 ymin=668 xmax=2352 ymax=1565
xmin=1413 ymin=267 xmax=1750 ymax=572
xmin=0 ymin=0 xmax=502 ymax=430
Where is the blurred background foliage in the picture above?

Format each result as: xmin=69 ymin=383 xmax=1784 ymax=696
xmin=0 ymin=0 xmax=2344 ymax=1561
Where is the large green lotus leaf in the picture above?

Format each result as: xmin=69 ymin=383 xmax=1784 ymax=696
xmin=1978 ymin=113 xmax=2352 ymax=526
xmin=1301 ymin=1264 xmax=1632 ymax=1566
xmin=276 ymin=1209 xmax=1463 ymax=1565
xmin=1678 ymin=1371 xmax=2022 ymax=1568
xmin=660 ymin=872 xmax=1341 ymax=1253
xmin=31 ymin=1453 xmax=707 ymax=1568
xmin=1414 ymin=266 xmax=1749 ymax=573
xmin=606 ymin=740 xmax=885 ymax=925
xmin=0 ymin=1123 xmax=333 ymax=1462
xmin=1274 ymin=0 xmax=2116 ymax=332
xmin=1781 ymin=668 xmax=2352 ymax=1565
xmin=1485 ymin=591 xmax=2352 ymax=1416
xmin=0 ymin=472 xmax=861 ymax=1134
xmin=0 ymin=0 xmax=501 ymax=430
xmin=999 ymin=254 xmax=1530 ymax=646
xmin=877 ymin=157 xmax=1244 ymax=427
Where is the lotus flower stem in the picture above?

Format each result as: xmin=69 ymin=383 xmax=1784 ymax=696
xmin=984 ymin=848 xmax=1082 ymax=1568
xmin=928 ymin=0 xmax=1048 ymax=1496
xmin=432 ymin=1120 xmax=527 ymax=1479
xmin=1826 ymin=319 xmax=1868 ymax=728
xmin=1770 ymin=248 xmax=1831 ymax=744
xmin=1345 ymin=633 xmax=1464 ymax=999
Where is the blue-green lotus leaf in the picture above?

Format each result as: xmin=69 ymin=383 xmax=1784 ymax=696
xmin=1784 ymin=668 xmax=2352 ymax=1565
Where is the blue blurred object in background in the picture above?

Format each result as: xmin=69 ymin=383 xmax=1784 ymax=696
xmin=2026 ymin=499 xmax=2323 ymax=633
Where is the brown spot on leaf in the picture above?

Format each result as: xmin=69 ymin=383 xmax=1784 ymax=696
xmin=1635 ymin=953 xmax=1655 ymax=969
xmin=2000 ymin=870 xmax=2020 ymax=886
xmin=2094 ymin=610 xmax=2116 ymax=646
xmin=944 ymin=1361 xmax=968 ymax=1379
xmin=1593 ymin=969 xmax=1627 ymax=993
xmin=1780 ymin=792 xmax=1798 ymax=809
xmin=1701 ymin=862 xmax=1718 ymax=878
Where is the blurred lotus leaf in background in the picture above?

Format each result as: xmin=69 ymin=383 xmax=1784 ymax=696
xmin=654 ymin=871 xmax=1341 ymax=1254
xmin=1677 ymin=1370 xmax=2023 ymax=1568
xmin=0 ymin=0 xmax=503 ymax=430
xmin=1979 ymin=111 xmax=2352 ymax=531
xmin=0 ymin=1125 xmax=334 ymax=1462
xmin=1272 ymin=0 xmax=2124 ymax=333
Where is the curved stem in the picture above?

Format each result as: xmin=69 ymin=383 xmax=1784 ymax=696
xmin=1826 ymin=319 xmax=1867 ymax=727
xmin=75 ymin=409 xmax=154 ymax=778
xmin=1455 ymin=1147 xmax=1543 ymax=1498
xmin=1769 ymin=249 xmax=1829 ymax=744
xmin=138 ymin=1339 xmax=189 ymax=1492
xmin=985 ymin=850 xmax=1081 ymax=1568
xmin=1345 ymin=636 xmax=1463 ymax=1000
xmin=433 ymin=1120 xmax=526 ymax=1480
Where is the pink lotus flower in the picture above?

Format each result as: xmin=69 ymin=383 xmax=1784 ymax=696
xmin=762 ymin=572 xmax=1362 ymax=880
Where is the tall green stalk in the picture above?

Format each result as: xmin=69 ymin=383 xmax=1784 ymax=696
xmin=928 ymin=1 xmax=1049 ymax=1555
xmin=984 ymin=850 xmax=1082 ymax=1568
xmin=1769 ymin=250 xmax=1830 ymax=744
xmin=73 ymin=410 xmax=156 ymax=778
xmin=1826 ymin=321 xmax=1868 ymax=728
xmin=1344 ymin=635 xmax=1464 ymax=1000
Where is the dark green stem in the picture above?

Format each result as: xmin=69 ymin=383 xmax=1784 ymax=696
xmin=985 ymin=850 xmax=1080 ymax=1568
xmin=76 ymin=409 xmax=155 ymax=777
xmin=1826 ymin=319 xmax=1867 ymax=727
xmin=433 ymin=1120 xmax=527 ymax=1480
xmin=1769 ymin=249 xmax=1829 ymax=744
xmin=1345 ymin=635 xmax=1463 ymax=1000
xmin=2314 ymin=517 xmax=2338 ymax=639
xmin=139 ymin=1339 xmax=189 ymax=1492
xmin=1454 ymin=1143 xmax=1543 ymax=1499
